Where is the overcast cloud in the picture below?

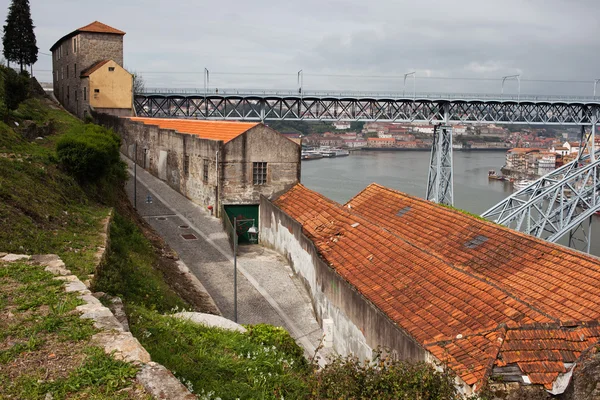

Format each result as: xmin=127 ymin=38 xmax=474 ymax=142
xmin=2 ymin=0 xmax=599 ymax=94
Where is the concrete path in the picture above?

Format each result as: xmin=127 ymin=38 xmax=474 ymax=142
xmin=122 ymin=156 xmax=327 ymax=361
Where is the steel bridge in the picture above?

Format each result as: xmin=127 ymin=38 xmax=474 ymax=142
xmin=134 ymin=88 xmax=600 ymax=252
xmin=135 ymin=89 xmax=600 ymax=125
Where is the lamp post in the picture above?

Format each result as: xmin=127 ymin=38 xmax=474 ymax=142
xmin=232 ymin=217 xmax=258 ymax=323
xmin=134 ymin=142 xmax=137 ymax=210
xmin=403 ymin=71 xmax=416 ymax=99
xmin=594 ymin=79 xmax=600 ymax=97
xmin=501 ymin=74 xmax=521 ymax=101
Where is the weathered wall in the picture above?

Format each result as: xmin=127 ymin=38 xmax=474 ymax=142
xmin=52 ymin=32 xmax=124 ymax=118
xmin=222 ymin=125 xmax=300 ymax=205
xmin=89 ymin=60 xmax=132 ymax=110
xmin=94 ymin=113 xmax=221 ymax=210
xmin=259 ymin=196 xmax=427 ymax=362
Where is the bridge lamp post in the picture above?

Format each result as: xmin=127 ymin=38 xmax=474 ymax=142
xmin=232 ymin=217 xmax=258 ymax=323
xmin=403 ymin=71 xmax=416 ymax=99
xmin=501 ymin=74 xmax=521 ymax=101
xmin=594 ymin=79 xmax=600 ymax=97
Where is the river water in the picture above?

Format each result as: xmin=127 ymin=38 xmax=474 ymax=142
xmin=301 ymin=150 xmax=600 ymax=256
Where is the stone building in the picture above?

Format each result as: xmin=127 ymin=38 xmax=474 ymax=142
xmin=260 ymin=183 xmax=600 ymax=397
xmin=50 ymin=21 xmax=132 ymax=118
xmin=94 ymin=114 xmax=300 ymax=223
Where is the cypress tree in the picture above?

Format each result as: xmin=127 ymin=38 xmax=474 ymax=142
xmin=2 ymin=0 xmax=38 ymax=72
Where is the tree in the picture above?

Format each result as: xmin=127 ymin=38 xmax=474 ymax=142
xmin=2 ymin=0 xmax=38 ymax=72
xmin=132 ymin=71 xmax=145 ymax=95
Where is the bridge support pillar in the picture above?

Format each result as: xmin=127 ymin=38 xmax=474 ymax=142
xmin=426 ymin=125 xmax=453 ymax=206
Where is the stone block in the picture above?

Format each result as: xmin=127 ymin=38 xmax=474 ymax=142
xmin=92 ymin=331 xmax=151 ymax=364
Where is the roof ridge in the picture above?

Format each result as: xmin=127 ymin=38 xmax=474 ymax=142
xmin=352 ymin=184 xmax=600 ymax=263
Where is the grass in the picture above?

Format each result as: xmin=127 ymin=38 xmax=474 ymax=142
xmin=0 ymin=97 xmax=111 ymax=278
xmin=92 ymin=211 xmax=188 ymax=313
xmin=0 ymin=261 xmax=147 ymax=399
xmin=128 ymin=305 xmax=311 ymax=400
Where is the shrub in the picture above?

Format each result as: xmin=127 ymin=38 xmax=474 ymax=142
xmin=311 ymin=348 xmax=460 ymax=399
xmin=56 ymin=124 xmax=121 ymax=183
xmin=246 ymin=324 xmax=307 ymax=363
xmin=3 ymin=68 xmax=30 ymax=111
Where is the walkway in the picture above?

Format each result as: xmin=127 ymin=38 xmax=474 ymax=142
xmin=122 ymin=156 xmax=327 ymax=360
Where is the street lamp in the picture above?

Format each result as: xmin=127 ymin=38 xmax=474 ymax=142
xmin=501 ymin=74 xmax=521 ymax=101
xmin=594 ymin=79 xmax=600 ymax=97
xmin=232 ymin=217 xmax=259 ymax=322
xmin=134 ymin=142 xmax=138 ymax=210
xmin=403 ymin=72 xmax=416 ymax=99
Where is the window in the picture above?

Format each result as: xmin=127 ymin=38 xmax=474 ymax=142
xmin=94 ymin=89 xmax=100 ymax=93
xmin=66 ymin=65 xmax=69 ymax=79
xmin=252 ymin=162 xmax=267 ymax=185
xmin=203 ymin=159 xmax=209 ymax=182
xmin=72 ymin=37 xmax=77 ymax=53
xmin=61 ymin=67 xmax=63 ymax=80
xmin=108 ymin=67 xmax=115 ymax=72
xmin=67 ymin=85 xmax=70 ymax=104
xmin=184 ymin=155 xmax=190 ymax=177
xmin=74 ymin=63 xmax=77 ymax=76
xmin=65 ymin=42 xmax=68 ymax=56
xmin=83 ymin=87 xmax=87 ymax=101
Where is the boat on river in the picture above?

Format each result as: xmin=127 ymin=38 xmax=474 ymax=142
xmin=513 ymin=180 xmax=535 ymax=190
xmin=488 ymin=170 xmax=506 ymax=181
xmin=301 ymin=150 xmax=323 ymax=160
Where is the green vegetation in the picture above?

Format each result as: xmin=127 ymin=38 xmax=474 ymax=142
xmin=0 ymin=262 xmax=144 ymax=399
xmin=92 ymin=211 xmax=188 ymax=313
xmin=129 ymin=306 xmax=310 ymax=399
xmin=313 ymin=351 xmax=460 ymax=400
xmin=57 ymin=124 xmax=125 ymax=183
xmin=2 ymin=0 xmax=38 ymax=72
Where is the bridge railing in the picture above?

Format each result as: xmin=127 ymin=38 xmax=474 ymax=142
xmin=140 ymin=88 xmax=600 ymax=103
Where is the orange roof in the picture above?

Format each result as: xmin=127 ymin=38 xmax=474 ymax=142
xmin=367 ymin=137 xmax=395 ymax=141
xmin=274 ymin=183 xmax=600 ymax=390
xmin=50 ymin=21 xmax=125 ymax=51
xmin=129 ymin=118 xmax=259 ymax=143
xmin=77 ymin=21 xmax=125 ymax=35
xmin=80 ymin=60 xmax=111 ymax=77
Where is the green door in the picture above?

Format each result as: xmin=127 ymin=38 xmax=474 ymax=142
xmin=224 ymin=204 xmax=259 ymax=244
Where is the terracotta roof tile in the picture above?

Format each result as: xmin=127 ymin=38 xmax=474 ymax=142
xmin=77 ymin=21 xmax=126 ymax=35
xmin=80 ymin=60 xmax=111 ymax=77
xmin=50 ymin=21 xmax=125 ymax=51
xmin=274 ymin=183 xmax=600 ymax=391
xmin=128 ymin=118 xmax=259 ymax=143
xmin=345 ymin=184 xmax=600 ymax=323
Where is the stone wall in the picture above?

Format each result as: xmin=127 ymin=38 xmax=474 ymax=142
xmin=52 ymin=32 xmax=124 ymax=118
xmin=220 ymin=125 xmax=301 ymax=205
xmin=259 ymin=196 xmax=427 ymax=362
xmin=95 ymin=113 xmax=300 ymax=214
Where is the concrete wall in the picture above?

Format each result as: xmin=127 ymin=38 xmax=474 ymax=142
xmin=89 ymin=60 xmax=132 ymax=110
xmin=221 ymin=125 xmax=301 ymax=205
xmin=259 ymin=196 xmax=427 ymax=362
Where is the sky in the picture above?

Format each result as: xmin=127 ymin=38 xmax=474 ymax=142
xmin=1 ymin=0 xmax=599 ymax=95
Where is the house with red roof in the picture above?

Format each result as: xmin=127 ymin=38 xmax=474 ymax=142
xmin=50 ymin=21 xmax=133 ymax=119
xmin=259 ymin=183 xmax=600 ymax=396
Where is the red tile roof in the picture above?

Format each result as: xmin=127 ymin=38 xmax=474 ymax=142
xmin=274 ymin=183 xmax=600 ymax=391
xmin=76 ymin=21 xmax=126 ymax=35
xmin=80 ymin=60 xmax=111 ymax=77
xmin=50 ymin=21 xmax=125 ymax=51
xmin=129 ymin=118 xmax=259 ymax=143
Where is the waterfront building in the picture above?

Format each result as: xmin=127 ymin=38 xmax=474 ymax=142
xmin=367 ymin=137 xmax=396 ymax=148
xmin=50 ymin=21 xmax=132 ymax=119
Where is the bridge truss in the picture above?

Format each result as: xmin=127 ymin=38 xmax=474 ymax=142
xmin=134 ymin=91 xmax=599 ymax=125
xmin=135 ymin=90 xmax=600 ymax=252
xmin=482 ymin=124 xmax=600 ymax=252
